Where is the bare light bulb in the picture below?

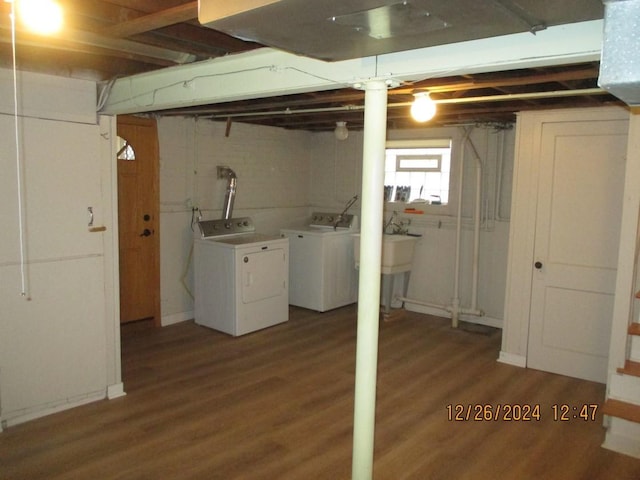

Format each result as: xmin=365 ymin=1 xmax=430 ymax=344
xmin=334 ymin=121 xmax=349 ymax=140
xmin=18 ymin=0 xmax=63 ymax=35
xmin=410 ymin=92 xmax=436 ymax=122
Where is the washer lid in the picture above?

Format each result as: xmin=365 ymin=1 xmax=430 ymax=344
xmin=213 ymin=233 xmax=284 ymax=246
xmin=280 ymin=225 xmax=357 ymax=236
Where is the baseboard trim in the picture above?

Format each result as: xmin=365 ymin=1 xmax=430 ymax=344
xmin=161 ymin=310 xmax=193 ymax=327
xmin=498 ymin=351 xmax=527 ymax=368
xmin=603 ymin=430 xmax=640 ymax=459
xmin=1 ymin=390 xmax=106 ymax=428
xmin=107 ymin=382 xmax=126 ymax=400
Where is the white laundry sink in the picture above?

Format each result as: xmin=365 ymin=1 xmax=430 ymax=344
xmin=353 ymin=234 xmax=417 ymax=274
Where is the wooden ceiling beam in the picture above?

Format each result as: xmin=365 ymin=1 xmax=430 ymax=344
xmin=100 ymin=1 xmax=198 ymax=38
xmin=397 ymin=65 xmax=600 ymax=94
xmin=0 ymin=27 xmax=185 ymax=67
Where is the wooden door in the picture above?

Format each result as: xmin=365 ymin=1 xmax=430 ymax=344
xmin=117 ymin=115 xmax=160 ymax=325
xmin=527 ymin=119 xmax=628 ymax=382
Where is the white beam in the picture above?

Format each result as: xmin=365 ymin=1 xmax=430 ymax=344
xmin=377 ymin=20 xmax=604 ymax=80
xmin=99 ymin=49 xmax=377 ymax=114
xmin=99 ymin=20 xmax=603 ymax=115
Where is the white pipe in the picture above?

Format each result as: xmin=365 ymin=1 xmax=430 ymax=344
xmin=352 ymin=80 xmax=388 ymax=480
xmin=451 ymin=128 xmax=472 ymax=328
xmin=396 ymin=129 xmax=490 ymax=324
xmin=494 ymin=130 xmax=507 ymax=222
xmin=464 ymin=136 xmax=484 ymax=313
xmin=396 ymin=295 xmax=484 ymax=317
xmin=397 ymin=298 xmax=451 ymax=312
xmin=193 ymin=88 xmax=608 ymax=120
xmin=471 ymin=163 xmax=481 ymax=311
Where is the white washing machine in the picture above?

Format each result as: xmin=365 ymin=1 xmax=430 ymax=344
xmin=194 ymin=217 xmax=289 ymax=336
xmin=280 ymin=212 xmax=358 ymax=312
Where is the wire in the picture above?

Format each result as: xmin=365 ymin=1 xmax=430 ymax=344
xmin=105 ymin=64 xmax=354 ymax=110
xmin=10 ymin=1 xmax=30 ymax=299
xmin=96 ymin=76 xmax=118 ymax=111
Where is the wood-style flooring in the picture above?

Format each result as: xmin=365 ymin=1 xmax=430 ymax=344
xmin=2 ymin=306 xmax=640 ymax=479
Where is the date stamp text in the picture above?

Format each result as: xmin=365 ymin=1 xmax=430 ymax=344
xmin=446 ymin=403 xmax=598 ymax=422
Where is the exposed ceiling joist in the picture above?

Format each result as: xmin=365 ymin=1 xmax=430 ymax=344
xmin=0 ymin=1 xmax=625 ymax=130
xmin=100 ymin=1 xmax=197 ymax=38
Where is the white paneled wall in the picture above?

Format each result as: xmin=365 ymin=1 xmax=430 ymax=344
xmin=157 ymin=117 xmax=313 ymax=325
xmin=307 ymin=131 xmax=364 ymax=209
xmin=309 ymin=125 xmax=516 ymax=327
xmin=0 ymin=69 xmax=119 ymax=426
xmin=157 ymin=117 xmax=515 ymax=328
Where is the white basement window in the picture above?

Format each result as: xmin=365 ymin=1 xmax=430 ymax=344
xmin=385 ymin=138 xmax=452 ymax=204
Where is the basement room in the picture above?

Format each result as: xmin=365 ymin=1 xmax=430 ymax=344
xmin=2 ymin=1 xmax=640 ymax=479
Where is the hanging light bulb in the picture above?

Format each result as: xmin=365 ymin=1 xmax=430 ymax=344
xmin=334 ymin=121 xmax=349 ymax=140
xmin=17 ymin=0 xmax=64 ymax=35
xmin=410 ymin=92 xmax=437 ymax=123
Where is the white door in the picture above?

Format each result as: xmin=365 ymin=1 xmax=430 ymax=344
xmin=527 ymin=119 xmax=628 ymax=383
xmin=241 ymin=248 xmax=287 ymax=303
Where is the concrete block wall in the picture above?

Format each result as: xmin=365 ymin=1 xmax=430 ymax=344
xmin=157 ymin=117 xmax=312 ymax=325
xmin=157 ymin=116 xmax=516 ymax=328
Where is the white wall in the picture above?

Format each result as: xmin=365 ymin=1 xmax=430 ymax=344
xmin=157 ymin=117 xmax=515 ymax=328
xmin=157 ymin=117 xmax=313 ymax=325
xmin=307 ymin=125 xmax=516 ymax=327
xmin=0 ymin=69 xmax=121 ymax=427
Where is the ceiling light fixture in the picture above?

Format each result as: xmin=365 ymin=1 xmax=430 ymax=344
xmin=334 ymin=121 xmax=349 ymax=140
xmin=410 ymin=92 xmax=436 ymax=122
xmin=17 ymin=0 xmax=63 ymax=35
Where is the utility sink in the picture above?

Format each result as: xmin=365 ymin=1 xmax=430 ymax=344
xmin=353 ymin=234 xmax=417 ymax=274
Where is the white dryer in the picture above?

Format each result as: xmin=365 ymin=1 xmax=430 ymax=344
xmin=280 ymin=212 xmax=358 ymax=312
xmin=194 ymin=217 xmax=289 ymax=336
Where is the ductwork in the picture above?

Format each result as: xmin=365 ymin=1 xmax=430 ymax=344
xmin=217 ymin=166 xmax=237 ymax=220
xmin=599 ymin=0 xmax=640 ymax=106
xmin=199 ymin=0 xmax=603 ymax=62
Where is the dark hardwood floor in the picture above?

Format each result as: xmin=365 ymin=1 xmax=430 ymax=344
xmin=2 ymin=305 xmax=640 ymax=479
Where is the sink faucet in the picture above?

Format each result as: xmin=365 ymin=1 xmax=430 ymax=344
xmin=384 ymin=211 xmax=398 ymax=233
xmin=334 ymin=194 xmax=358 ymax=230
xmin=384 ymin=211 xmax=410 ymax=234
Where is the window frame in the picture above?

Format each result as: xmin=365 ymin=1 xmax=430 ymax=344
xmin=396 ymin=154 xmax=442 ymax=172
xmin=384 ymin=130 xmax=463 ymax=216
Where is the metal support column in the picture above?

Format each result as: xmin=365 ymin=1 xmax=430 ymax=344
xmin=351 ymin=79 xmax=388 ymax=480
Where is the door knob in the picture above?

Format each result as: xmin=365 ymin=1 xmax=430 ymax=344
xmin=140 ymin=228 xmax=152 ymax=237
xmin=534 ymin=261 xmax=543 ymax=269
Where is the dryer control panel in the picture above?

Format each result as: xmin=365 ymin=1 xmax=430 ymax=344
xmin=198 ymin=217 xmax=255 ymax=238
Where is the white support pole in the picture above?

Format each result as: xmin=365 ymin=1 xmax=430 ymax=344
xmin=351 ymin=79 xmax=388 ymax=480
